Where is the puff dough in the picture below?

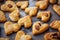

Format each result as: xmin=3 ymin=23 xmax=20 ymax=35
xmin=37 ymin=11 xmax=51 ymax=22
xmin=25 ymin=7 xmax=38 ymax=16
xmin=53 ymin=5 xmax=60 ymax=16
xmin=50 ymin=20 xmax=60 ymax=29
xmin=16 ymin=1 xmax=28 ymax=9
xmin=9 ymin=10 xmax=20 ymax=21
xmin=49 ymin=0 xmax=56 ymax=4
xmin=44 ymin=32 xmax=60 ymax=40
xmin=0 ymin=38 xmax=9 ymax=40
xmin=32 ymin=21 xmax=49 ymax=35
xmin=4 ymin=21 xmax=20 ymax=35
xmin=18 ymin=15 xmax=32 ymax=28
xmin=0 ymin=10 xmax=6 ymax=22
xmin=1 ymin=1 xmax=18 ymax=12
xmin=36 ymin=1 xmax=48 ymax=10
xmin=15 ymin=31 xmax=32 ymax=40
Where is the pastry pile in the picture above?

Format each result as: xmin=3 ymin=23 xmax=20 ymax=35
xmin=0 ymin=0 xmax=60 ymax=40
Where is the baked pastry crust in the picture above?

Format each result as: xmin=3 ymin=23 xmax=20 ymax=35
xmin=0 ymin=38 xmax=9 ymax=40
xmin=1 ymin=1 xmax=18 ymax=12
xmin=0 ymin=10 xmax=6 ymax=22
xmin=53 ymin=5 xmax=60 ymax=16
xmin=49 ymin=0 xmax=56 ymax=4
xmin=4 ymin=21 xmax=20 ymax=35
xmin=37 ymin=11 xmax=51 ymax=22
xmin=16 ymin=1 xmax=28 ymax=9
xmin=18 ymin=15 xmax=32 ymax=28
xmin=50 ymin=20 xmax=60 ymax=29
xmin=9 ymin=10 xmax=20 ymax=21
xmin=25 ymin=7 xmax=38 ymax=16
xmin=36 ymin=1 xmax=48 ymax=10
xmin=58 ymin=28 xmax=60 ymax=32
xmin=44 ymin=32 xmax=60 ymax=40
xmin=15 ymin=31 xmax=32 ymax=40
xmin=32 ymin=21 xmax=49 ymax=35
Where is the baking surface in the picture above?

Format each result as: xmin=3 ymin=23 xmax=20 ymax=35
xmin=0 ymin=0 xmax=60 ymax=40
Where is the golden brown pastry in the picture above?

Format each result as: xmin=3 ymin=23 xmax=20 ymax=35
xmin=49 ymin=0 xmax=56 ymax=4
xmin=9 ymin=10 xmax=20 ymax=21
xmin=44 ymin=32 xmax=60 ymax=40
xmin=53 ymin=5 xmax=60 ymax=16
xmin=16 ymin=1 xmax=28 ymax=9
xmin=25 ymin=7 xmax=38 ymax=16
xmin=1 ymin=1 xmax=18 ymax=12
xmin=15 ymin=31 xmax=32 ymax=40
xmin=37 ymin=11 xmax=51 ymax=22
xmin=58 ymin=28 xmax=60 ymax=34
xmin=36 ymin=1 xmax=48 ymax=10
xmin=0 ymin=10 xmax=6 ymax=22
xmin=0 ymin=38 xmax=9 ymax=40
xmin=4 ymin=21 xmax=20 ymax=35
xmin=50 ymin=20 xmax=60 ymax=29
xmin=32 ymin=21 xmax=49 ymax=35
xmin=6 ymin=0 xmax=12 ymax=1
xmin=18 ymin=15 xmax=32 ymax=28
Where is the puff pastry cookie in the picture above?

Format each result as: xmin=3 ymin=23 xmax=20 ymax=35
xmin=15 ymin=31 xmax=32 ymax=40
xmin=44 ymin=32 xmax=60 ymax=40
xmin=49 ymin=0 xmax=56 ymax=4
xmin=32 ymin=21 xmax=49 ymax=35
xmin=16 ymin=1 xmax=28 ymax=9
xmin=18 ymin=15 xmax=32 ymax=28
xmin=58 ymin=28 xmax=60 ymax=32
xmin=4 ymin=21 xmax=20 ymax=35
xmin=9 ymin=10 xmax=20 ymax=21
xmin=53 ymin=5 xmax=60 ymax=16
xmin=36 ymin=1 xmax=48 ymax=10
xmin=0 ymin=10 xmax=6 ymax=22
xmin=7 ymin=0 xmax=12 ymax=1
xmin=50 ymin=20 xmax=60 ymax=29
xmin=25 ymin=7 xmax=38 ymax=16
xmin=0 ymin=38 xmax=9 ymax=40
xmin=37 ymin=11 xmax=51 ymax=22
xmin=1 ymin=1 xmax=18 ymax=12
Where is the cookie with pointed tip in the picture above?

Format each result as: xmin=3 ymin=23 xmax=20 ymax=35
xmin=9 ymin=10 xmax=20 ymax=22
xmin=32 ymin=21 xmax=49 ymax=35
xmin=44 ymin=32 xmax=60 ymax=40
xmin=36 ymin=1 xmax=48 ymax=10
xmin=16 ymin=1 xmax=28 ymax=9
xmin=50 ymin=20 xmax=60 ymax=29
xmin=0 ymin=38 xmax=9 ymax=40
xmin=49 ymin=0 xmax=56 ymax=4
xmin=53 ymin=5 xmax=60 ymax=16
xmin=25 ymin=7 xmax=38 ymax=16
xmin=15 ymin=31 xmax=32 ymax=40
xmin=37 ymin=11 xmax=51 ymax=22
xmin=1 ymin=1 xmax=18 ymax=12
xmin=18 ymin=15 xmax=32 ymax=28
xmin=4 ymin=21 xmax=20 ymax=35
xmin=0 ymin=10 xmax=6 ymax=22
